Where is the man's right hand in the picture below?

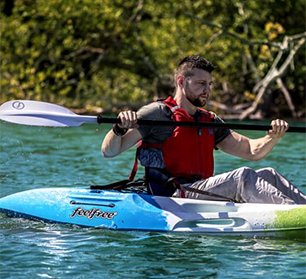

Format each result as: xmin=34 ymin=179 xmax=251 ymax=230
xmin=117 ymin=111 xmax=139 ymax=129
xmin=102 ymin=110 xmax=142 ymax=158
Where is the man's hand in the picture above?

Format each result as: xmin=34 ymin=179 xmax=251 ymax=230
xmin=117 ymin=111 xmax=138 ymax=129
xmin=267 ymin=119 xmax=289 ymax=139
xmin=102 ymin=110 xmax=142 ymax=157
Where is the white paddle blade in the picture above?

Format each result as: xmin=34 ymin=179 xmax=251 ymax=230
xmin=0 ymin=100 xmax=97 ymax=127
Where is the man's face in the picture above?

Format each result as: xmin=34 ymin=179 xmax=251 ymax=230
xmin=182 ymin=68 xmax=213 ymax=107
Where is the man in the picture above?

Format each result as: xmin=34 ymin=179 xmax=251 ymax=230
xmin=102 ymin=55 xmax=306 ymax=204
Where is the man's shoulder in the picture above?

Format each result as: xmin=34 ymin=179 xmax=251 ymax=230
xmin=136 ymin=99 xmax=174 ymax=142
xmin=140 ymin=99 xmax=168 ymax=110
xmin=137 ymin=100 xmax=172 ymax=120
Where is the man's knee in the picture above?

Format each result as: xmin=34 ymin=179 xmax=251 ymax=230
xmin=237 ymin=167 xmax=255 ymax=176
xmin=237 ymin=167 xmax=257 ymax=183
xmin=256 ymin=167 xmax=276 ymax=177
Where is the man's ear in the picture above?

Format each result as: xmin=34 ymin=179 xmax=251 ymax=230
xmin=177 ymin=76 xmax=184 ymax=86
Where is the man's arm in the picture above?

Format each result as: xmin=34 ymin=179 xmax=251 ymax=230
xmin=216 ymin=119 xmax=289 ymax=161
xmin=101 ymin=111 xmax=142 ymax=158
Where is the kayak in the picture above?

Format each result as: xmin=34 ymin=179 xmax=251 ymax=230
xmin=0 ymin=187 xmax=305 ymax=239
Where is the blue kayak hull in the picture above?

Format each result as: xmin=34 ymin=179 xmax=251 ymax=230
xmin=0 ymin=187 xmax=305 ymax=238
xmin=0 ymin=188 xmax=170 ymax=231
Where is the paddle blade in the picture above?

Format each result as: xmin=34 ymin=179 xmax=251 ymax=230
xmin=0 ymin=100 xmax=97 ymax=127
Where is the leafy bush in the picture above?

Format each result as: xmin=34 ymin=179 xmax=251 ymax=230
xmin=1 ymin=0 xmax=305 ymax=116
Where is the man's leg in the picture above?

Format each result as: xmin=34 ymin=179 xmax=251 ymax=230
xmin=186 ymin=167 xmax=296 ymax=204
xmin=256 ymin=167 xmax=306 ymax=204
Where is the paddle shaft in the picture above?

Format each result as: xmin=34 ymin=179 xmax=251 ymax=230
xmin=98 ymin=116 xmax=306 ymax=133
xmin=0 ymin=100 xmax=305 ymax=132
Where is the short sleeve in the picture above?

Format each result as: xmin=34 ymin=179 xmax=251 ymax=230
xmin=212 ymin=113 xmax=232 ymax=147
xmin=137 ymin=102 xmax=174 ymax=143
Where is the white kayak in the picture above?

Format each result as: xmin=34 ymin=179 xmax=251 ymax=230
xmin=0 ymin=187 xmax=305 ymax=239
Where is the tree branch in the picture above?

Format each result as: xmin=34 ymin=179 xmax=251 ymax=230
xmin=239 ymin=36 xmax=305 ymax=119
xmin=276 ymin=78 xmax=297 ymax=118
xmin=188 ymin=13 xmax=288 ymax=50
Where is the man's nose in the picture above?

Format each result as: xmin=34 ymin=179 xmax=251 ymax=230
xmin=204 ymin=84 xmax=211 ymax=93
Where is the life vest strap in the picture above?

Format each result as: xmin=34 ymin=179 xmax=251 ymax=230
xmin=129 ymin=144 xmax=141 ymax=181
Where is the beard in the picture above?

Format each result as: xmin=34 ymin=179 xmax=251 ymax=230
xmin=185 ymin=84 xmax=207 ymax=107
xmin=188 ymin=96 xmax=206 ymax=107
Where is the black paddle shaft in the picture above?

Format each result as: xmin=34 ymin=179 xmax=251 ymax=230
xmin=97 ymin=116 xmax=306 ymax=133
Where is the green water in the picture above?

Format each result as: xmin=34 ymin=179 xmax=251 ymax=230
xmin=1 ymin=121 xmax=306 ymax=279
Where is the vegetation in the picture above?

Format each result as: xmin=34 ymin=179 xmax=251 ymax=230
xmin=1 ymin=0 xmax=305 ymax=118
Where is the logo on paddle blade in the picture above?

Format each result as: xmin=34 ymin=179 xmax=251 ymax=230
xmin=12 ymin=101 xmax=25 ymax=110
xmin=70 ymin=207 xmax=118 ymax=220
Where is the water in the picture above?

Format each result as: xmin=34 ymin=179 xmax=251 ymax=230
xmin=1 ymin=121 xmax=306 ymax=279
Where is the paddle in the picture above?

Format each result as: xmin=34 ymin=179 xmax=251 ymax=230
xmin=0 ymin=100 xmax=305 ymax=132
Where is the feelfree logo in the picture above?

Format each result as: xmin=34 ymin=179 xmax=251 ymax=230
xmin=70 ymin=207 xmax=118 ymax=220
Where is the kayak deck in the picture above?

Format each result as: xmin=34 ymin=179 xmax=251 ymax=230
xmin=0 ymin=187 xmax=305 ymax=239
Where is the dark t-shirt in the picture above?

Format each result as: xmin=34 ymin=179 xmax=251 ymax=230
xmin=136 ymin=101 xmax=231 ymax=148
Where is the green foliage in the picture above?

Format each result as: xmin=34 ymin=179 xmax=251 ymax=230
xmin=1 ymin=0 xmax=305 ymax=115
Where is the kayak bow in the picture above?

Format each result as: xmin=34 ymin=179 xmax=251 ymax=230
xmin=0 ymin=187 xmax=305 ymax=239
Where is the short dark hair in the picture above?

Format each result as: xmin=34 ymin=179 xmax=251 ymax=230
xmin=175 ymin=55 xmax=216 ymax=80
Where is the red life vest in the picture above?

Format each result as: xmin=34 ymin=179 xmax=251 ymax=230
xmin=130 ymin=97 xmax=215 ymax=181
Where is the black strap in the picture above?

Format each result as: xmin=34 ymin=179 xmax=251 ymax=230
xmin=90 ymin=179 xmax=146 ymax=191
xmin=90 ymin=179 xmax=130 ymax=190
xmin=90 ymin=176 xmax=239 ymax=203
xmin=166 ymin=177 xmax=239 ymax=203
xmin=180 ymin=185 xmax=239 ymax=203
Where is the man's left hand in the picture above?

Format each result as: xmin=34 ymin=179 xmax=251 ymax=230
xmin=268 ymin=119 xmax=289 ymax=139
